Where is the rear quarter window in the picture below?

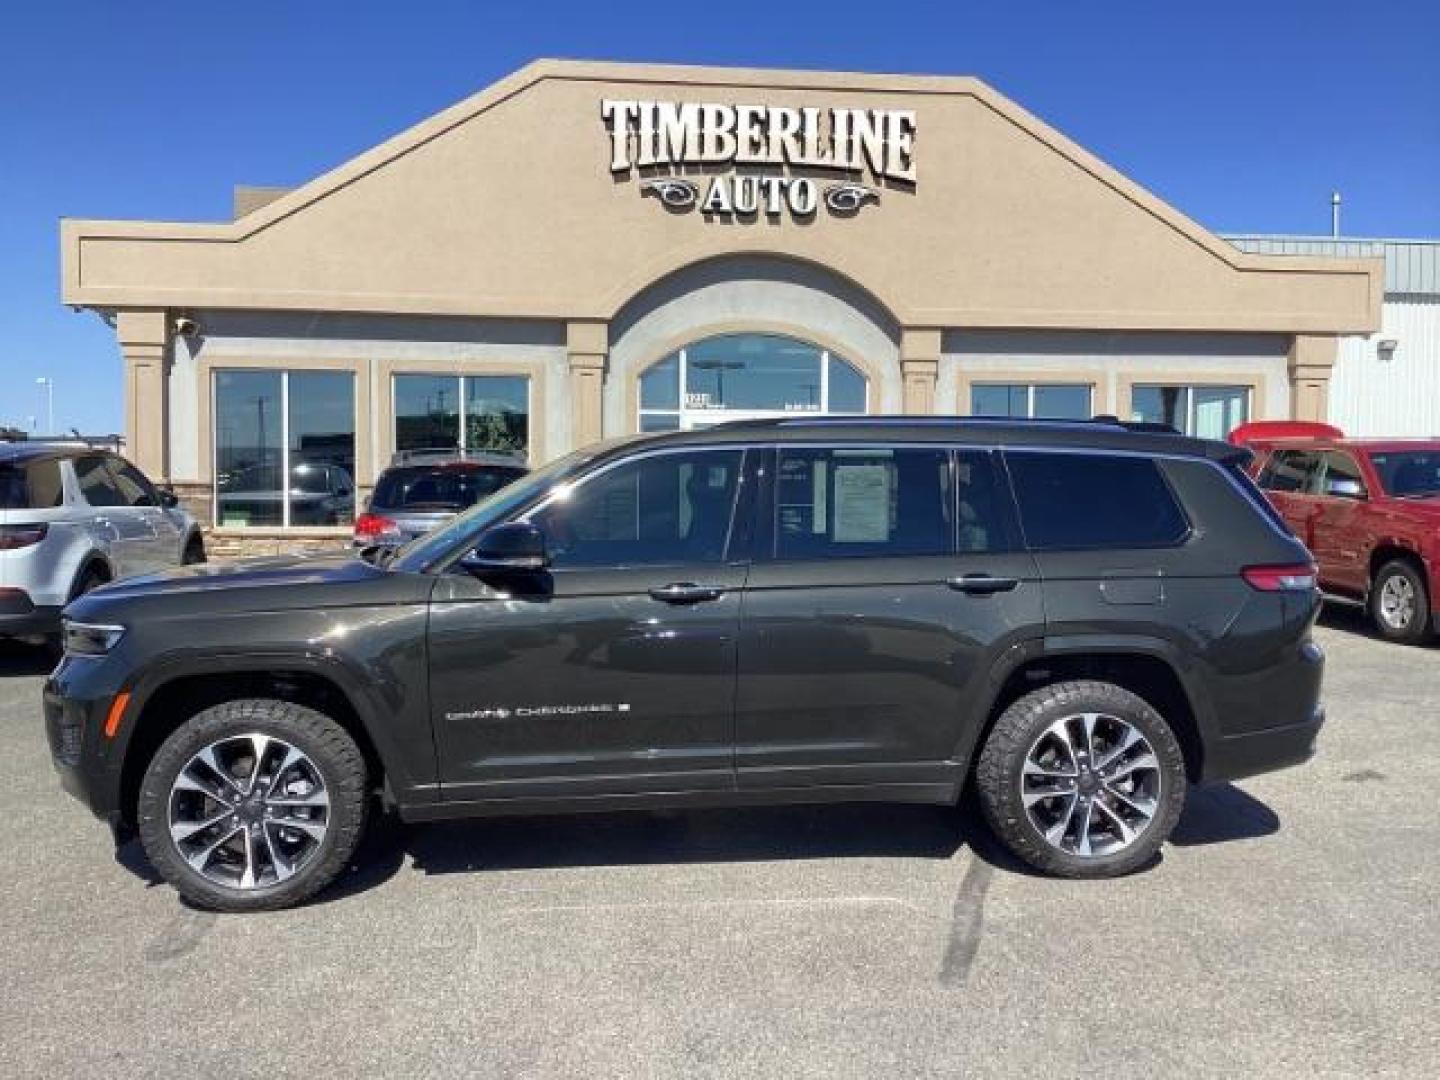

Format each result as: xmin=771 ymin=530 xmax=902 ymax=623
xmin=0 ymin=459 xmax=64 ymax=509
xmin=1005 ymin=451 xmax=1190 ymax=550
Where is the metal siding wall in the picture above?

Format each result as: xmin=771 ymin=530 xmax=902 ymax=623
xmin=1329 ymin=298 xmax=1440 ymax=436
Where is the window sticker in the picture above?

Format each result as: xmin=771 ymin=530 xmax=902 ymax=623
xmin=833 ymin=463 xmax=891 ymax=543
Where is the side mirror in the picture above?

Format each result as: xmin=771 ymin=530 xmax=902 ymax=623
xmin=467 ymin=521 xmax=549 ymax=571
xmin=158 ymin=487 xmax=180 ymax=509
xmin=1326 ymin=478 xmax=1365 ymax=499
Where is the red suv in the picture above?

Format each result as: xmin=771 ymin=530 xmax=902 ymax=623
xmin=1236 ymin=422 xmax=1440 ymax=644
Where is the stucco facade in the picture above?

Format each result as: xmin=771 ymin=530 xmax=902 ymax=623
xmin=60 ymin=59 xmax=1382 ymax=551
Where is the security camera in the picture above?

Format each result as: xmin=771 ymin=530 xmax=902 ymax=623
xmin=173 ymin=316 xmax=199 ymax=338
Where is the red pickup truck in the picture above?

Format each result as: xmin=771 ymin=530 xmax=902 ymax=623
xmin=1234 ymin=422 xmax=1440 ymax=644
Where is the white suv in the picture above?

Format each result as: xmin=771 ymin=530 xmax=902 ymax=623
xmin=0 ymin=444 xmax=203 ymax=644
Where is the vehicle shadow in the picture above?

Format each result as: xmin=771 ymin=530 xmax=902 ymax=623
xmin=0 ymin=641 xmax=55 ymax=678
xmin=406 ymin=801 xmax=968 ymax=876
xmin=113 ymin=783 xmax=1281 ymax=903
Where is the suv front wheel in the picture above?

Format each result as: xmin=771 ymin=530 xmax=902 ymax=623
xmin=976 ymin=680 xmax=1187 ymax=877
xmin=136 ymin=699 xmax=368 ymax=912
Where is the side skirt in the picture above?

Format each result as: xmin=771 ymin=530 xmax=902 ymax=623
xmin=398 ymin=780 xmax=961 ymax=823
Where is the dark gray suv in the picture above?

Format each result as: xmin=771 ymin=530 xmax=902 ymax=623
xmin=46 ymin=418 xmax=1324 ymax=911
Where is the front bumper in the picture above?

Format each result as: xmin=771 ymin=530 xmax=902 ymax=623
xmin=43 ymin=654 xmax=129 ymax=828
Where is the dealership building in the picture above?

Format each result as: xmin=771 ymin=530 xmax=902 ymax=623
xmin=61 ymin=60 xmax=1383 ymax=553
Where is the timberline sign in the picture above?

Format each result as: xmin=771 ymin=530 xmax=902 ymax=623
xmin=601 ymin=99 xmax=917 ymax=220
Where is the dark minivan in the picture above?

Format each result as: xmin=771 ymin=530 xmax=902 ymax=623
xmin=47 ymin=418 xmax=1324 ymax=911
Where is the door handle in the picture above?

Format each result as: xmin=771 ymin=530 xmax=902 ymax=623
xmin=947 ymin=574 xmax=1019 ymax=595
xmin=648 ymin=582 xmax=725 ymax=604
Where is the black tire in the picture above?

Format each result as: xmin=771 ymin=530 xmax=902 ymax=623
xmin=182 ymin=535 xmax=206 ymax=565
xmin=975 ymin=680 xmax=1187 ymax=878
xmin=1369 ymin=559 xmax=1431 ymax=645
xmin=137 ymin=699 xmax=368 ymax=912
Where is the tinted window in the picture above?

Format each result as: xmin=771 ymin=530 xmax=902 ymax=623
xmin=107 ymin=459 xmax=157 ymax=506
xmin=0 ymin=459 xmax=63 ymax=509
xmin=1258 ymin=449 xmax=1322 ymax=494
xmin=1006 ymin=452 xmax=1189 ymax=550
xmin=531 ymin=449 xmax=742 ymax=568
xmin=372 ymin=465 xmax=525 ymax=511
xmin=1369 ymin=452 xmax=1440 ymax=498
xmin=1319 ymin=452 xmax=1366 ymax=498
xmin=74 ymin=456 xmax=125 ymax=508
xmin=774 ymin=447 xmax=952 ymax=559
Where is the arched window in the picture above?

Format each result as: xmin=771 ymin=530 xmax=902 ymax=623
xmin=638 ymin=333 xmax=867 ymax=432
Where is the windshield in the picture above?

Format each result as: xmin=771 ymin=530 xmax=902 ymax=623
xmin=388 ymin=447 xmax=593 ymax=571
xmin=1369 ymin=451 xmax=1440 ymax=498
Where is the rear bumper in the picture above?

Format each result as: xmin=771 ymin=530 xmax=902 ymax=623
xmin=0 ymin=591 xmax=60 ymax=638
xmin=1201 ymin=705 xmax=1325 ymax=784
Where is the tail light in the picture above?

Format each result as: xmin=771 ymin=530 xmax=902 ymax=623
xmin=0 ymin=524 xmax=48 ymax=550
xmin=354 ymin=513 xmax=401 ymax=542
xmin=1242 ymin=563 xmax=1318 ymax=592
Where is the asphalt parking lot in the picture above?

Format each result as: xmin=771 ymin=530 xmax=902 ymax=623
xmin=1 ymin=609 xmax=1436 ymax=1078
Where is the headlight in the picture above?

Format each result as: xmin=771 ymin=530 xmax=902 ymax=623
xmin=62 ymin=620 xmax=126 ymax=656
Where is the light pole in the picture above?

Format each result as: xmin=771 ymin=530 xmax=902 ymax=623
xmin=35 ymin=377 xmax=54 ymax=435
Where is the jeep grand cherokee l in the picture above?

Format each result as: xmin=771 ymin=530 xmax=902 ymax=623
xmin=45 ymin=418 xmax=1325 ymax=911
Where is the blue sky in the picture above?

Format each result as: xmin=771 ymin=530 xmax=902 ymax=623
xmin=2 ymin=0 xmax=1436 ymax=436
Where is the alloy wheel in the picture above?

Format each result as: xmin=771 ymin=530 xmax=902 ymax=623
xmin=1379 ymin=574 xmax=1416 ymax=631
xmin=167 ymin=734 xmax=330 ymax=890
xmin=1021 ymin=712 xmax=1162 ymax=858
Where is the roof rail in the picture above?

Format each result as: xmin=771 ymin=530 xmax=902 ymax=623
xmin=708 ymin=414 xmax=1177 ymax=434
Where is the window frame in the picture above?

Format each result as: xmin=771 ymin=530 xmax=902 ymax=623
xmin=391 ymin=373 xmax=534 ymax=457
xmin=1001 ymin=447 xmax=1194 ymax=553
xmin=518 ymin=445 xmax=753 ymax=570
xmin=637 ymin=336 xmax=869 ymax=433
xmin=1130 ymin=383 xmax=1251 ymax=438
xmin=970 ymin=382 xmax=1094 ymax=421
xmin=212 ymin=368 xmax=357 ymax=530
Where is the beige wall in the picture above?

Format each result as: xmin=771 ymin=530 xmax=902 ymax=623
xmin=64 ymin=60 xmax=1381 ymax=335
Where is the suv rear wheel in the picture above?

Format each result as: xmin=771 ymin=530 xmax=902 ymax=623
xmin=976 ymin=680 xmax=1187 ymax=877
xmin=1369 ymin=558 xmax=1431 ymax=645
xmin=136 ymin=699 xmax=368 ymax=912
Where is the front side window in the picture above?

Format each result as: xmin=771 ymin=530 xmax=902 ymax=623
xmin=1007 ymin=451 xmax=1189 ymax=550
xmin=774 ymin=447 xmax=952 ymax=559
xmin=394 ymin=374 xmax=528 ymax=456
xmin=74 ymin=455 xmax=125 ymax=509
xmin=530 ymin=449 xmax=743 ymax=568
xmin=107 ymin=459 xmax=157 ymax=507
xmin=639 ymin=334 xmax=866 ymax=431
xmin=1369 ymin=451 xmax=1440 ymax=499
xmin=215 ymin=370 xmax=355 ymax=527
xmin=971 ymin=383 xmax=1092 ymax=420
xmin=1131 ymin=385 xmax=1249 ymax=439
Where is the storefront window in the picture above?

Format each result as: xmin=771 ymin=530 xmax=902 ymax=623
xmin=394 ymin=374 xmax=528 ymax=456
xmin=1131 ymin=384 xmax=1249 ymax=439
xmin=215 ymin=370 xmax=355 ymax=528
xmin=971 ymin=383 xmax=1092 ymax=420
xmin=638 ymin=333 xmax=866 ymax=430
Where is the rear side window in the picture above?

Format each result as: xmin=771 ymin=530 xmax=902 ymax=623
xmin=774 ymin=447 xmax=952 ymax=559
xmin=1006 ymin=451 xmax=1189 ymax=550
xmin=1258 ymin=449 xmax=1322 ymax=494
xmin=0 ymin=459 xmax=63 ymax=509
